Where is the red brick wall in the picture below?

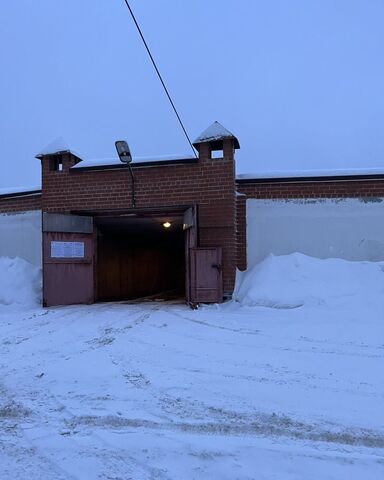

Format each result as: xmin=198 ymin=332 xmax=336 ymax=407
xmin=236 ymin=178 xmax=384 ymax=270
xmin=0 ymin=193 xmax=41 ymax=213
xmin=41 ymin=140 xmax=237 ymax=294
xmin=237 ymin=179 xmax=384 ymax=199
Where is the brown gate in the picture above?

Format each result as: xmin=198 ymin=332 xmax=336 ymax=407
xmin=43 ymin=213 xmax=95 ymax=307
xmin=190 ymin=247 xmax=223 ymax=304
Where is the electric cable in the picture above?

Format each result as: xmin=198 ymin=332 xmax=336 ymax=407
xmin=122 ymin=0 xmax=197 ymax=158
xmin=127 ymin=163 xmax=136 ymax=207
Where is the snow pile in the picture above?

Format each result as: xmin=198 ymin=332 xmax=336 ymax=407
xmin=234 ymin=252 xmax=384 ymax=308
xmin=0 ymin=257 xmax=41 ymax=308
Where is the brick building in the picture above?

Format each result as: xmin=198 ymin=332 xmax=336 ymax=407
xmin=1 ymin=122 xmax=239 ymax=306
xmin=1 ymin=121 xmax=384 ymax=306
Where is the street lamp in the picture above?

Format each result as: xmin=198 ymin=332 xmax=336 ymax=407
xmin=115 ymin=140 xmax=132 ymax=163
xmin=115 ymin=140 xmax=135 ymax=208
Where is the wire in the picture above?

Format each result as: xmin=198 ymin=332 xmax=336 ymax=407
xmin=125 ymin=163 xmax=136 ymax=207
xmin=122 ymin=0 xmax=197 ymax=158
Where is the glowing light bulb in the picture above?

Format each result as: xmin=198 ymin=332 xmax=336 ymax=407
xmin=163 ymin=221 xmax=171 ymax=228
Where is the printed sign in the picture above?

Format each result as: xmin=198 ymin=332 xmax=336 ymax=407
xmin=51 ymin=241 xmax=85 ymax=258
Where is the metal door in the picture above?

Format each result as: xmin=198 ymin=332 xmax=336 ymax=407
xmin=43 ymin=213 xmax=95 ymax=307
xmin=190 ymin=247 xmax=223 ymax=304
xmin=184 ymin=206 xmax=198 ymax=305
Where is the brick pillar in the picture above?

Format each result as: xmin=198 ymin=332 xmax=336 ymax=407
xmin=40 ymin=153 xmax=80 ymax=213
xmin=197 ymin=138 xmax=237 ymax=296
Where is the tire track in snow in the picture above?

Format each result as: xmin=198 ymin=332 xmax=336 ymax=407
xmin=0 ymin=382 xmax=151 ymax=480
xmin=165 ymin=308 xmax=260 ymax=335
xmin=69 ymin=412 xmax=384 ymax=449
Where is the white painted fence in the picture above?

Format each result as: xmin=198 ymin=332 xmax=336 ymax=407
xmin=0 ymin=211 xmax=42 ymax=267
xmin=246 ymin=198 xmax=384 ymax=268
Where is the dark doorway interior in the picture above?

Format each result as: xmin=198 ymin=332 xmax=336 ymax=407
xmin=96 ymin=214 xmax=185 ymax=301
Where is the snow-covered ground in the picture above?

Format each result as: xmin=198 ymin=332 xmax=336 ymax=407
xmin=1 ymin=255 xmax=383 ymax=479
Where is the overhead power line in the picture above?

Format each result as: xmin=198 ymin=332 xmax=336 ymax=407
xmin=122 ymin=0 xmax=197 ymax=158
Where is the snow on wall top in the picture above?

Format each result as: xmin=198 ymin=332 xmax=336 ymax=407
xmin=237 ymin=167 xmax=384 ymax=181
xmin=35 ymin=137 xmax=80 ymax=159
xmin=71 ymin=154 xmax=195 ymax=170
xmin=193 ymin=121 xmax=240 ymax=148
xmin=0 ymin=185 xmax=41 ymax=196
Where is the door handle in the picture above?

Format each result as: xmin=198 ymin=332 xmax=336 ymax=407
xmin=212 ymin=263 xmax=222 ymax=271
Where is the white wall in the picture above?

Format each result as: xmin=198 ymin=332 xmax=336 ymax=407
xmin=0 ymin=211 xmax=42 ymax=267
xmin=247 ymin=198 xmax=384 ymax=268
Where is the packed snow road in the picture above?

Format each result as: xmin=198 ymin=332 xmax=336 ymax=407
xmin=1 ymin=253 xmax=384 ymax=478
xmin=1 ymin=299 xmax=383 ymax=479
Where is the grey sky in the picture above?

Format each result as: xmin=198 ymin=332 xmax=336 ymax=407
xmin=1 ymin=0 xmax=383 ymax=188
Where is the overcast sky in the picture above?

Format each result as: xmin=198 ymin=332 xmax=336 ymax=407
xmin=1 ymin=0 xmax=384 ymax=188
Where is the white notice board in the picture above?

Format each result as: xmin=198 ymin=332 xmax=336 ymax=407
xmin=51 ymin=241 xmax=85 ymax=258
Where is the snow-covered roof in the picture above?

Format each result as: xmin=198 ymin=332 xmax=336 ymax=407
xmin=35 ymin=137 xmax=80 ymax=159
xmin=193 ymin=121 xmax=240 ymax=149
xmin=0 ymin=185 xmax=41 ymax=197
xmin=71 ymin=154 xmax=196 ymax=170
xmin=237 ymin=167 xmax=384 ymax=181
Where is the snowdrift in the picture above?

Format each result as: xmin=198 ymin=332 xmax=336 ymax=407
xmin=0 ymin=257 xmax=41 ymax=308
xmin=234 ymin=253 xmax=384 ymax=308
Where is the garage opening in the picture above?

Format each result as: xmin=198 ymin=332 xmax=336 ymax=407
xmin=96 ymin=213 xmax=185 ymax=302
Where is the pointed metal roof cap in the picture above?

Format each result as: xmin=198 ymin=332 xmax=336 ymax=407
xmin=35 ymin=137 xmax=81 ymax=159
xmin=193 ymin=121 xmax=240 ymax=149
